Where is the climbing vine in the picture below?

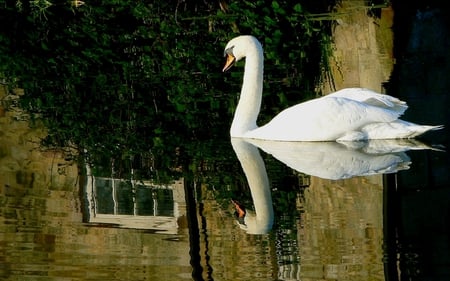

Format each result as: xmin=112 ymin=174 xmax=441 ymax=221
xmin=0 ymin=0 xmax=338 ymax=181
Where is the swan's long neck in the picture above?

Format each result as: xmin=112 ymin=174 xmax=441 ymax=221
xmin=230 ymin=41 xmax=264 ymax=137
xmin=231 ymin=138 xmax=274 ymax=234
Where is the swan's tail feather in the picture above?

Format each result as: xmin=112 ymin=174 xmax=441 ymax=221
xmin=406 ymin=124 xmax=444 ymax=138
xmin=428 ymin=125 xmax=445 ymax=131
xmin=362 ymin=121 xmax=444 ymax=139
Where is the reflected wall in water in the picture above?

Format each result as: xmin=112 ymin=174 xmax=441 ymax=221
xmin=196 ymin=184 xmax=277 ymax=280
xmin=0 ymin=86 xmax=192 ymax=281
xmin=299 ymin=176 xmax=384 ymax=280
xmin=196 ymin=170 xmax=385 ymax=281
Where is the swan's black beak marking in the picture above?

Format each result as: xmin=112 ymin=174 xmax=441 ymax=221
xmin=223 ymin=47 xmax=236 ymax=72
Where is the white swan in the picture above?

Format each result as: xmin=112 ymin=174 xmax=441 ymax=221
xmin=223 ymin=35 xmax=443 ymax=141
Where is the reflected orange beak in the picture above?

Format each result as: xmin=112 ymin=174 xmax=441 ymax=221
xmin=231 ymin=199 xmax=246 ymax=218
xmin=222 ymin=53 xmax=236 ymax=72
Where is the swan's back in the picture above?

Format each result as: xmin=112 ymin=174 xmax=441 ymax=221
xmin=245 ymin=93 xmax=405 ymax=141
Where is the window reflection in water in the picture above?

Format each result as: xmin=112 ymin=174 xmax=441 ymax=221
xmin=84 ymin=166 xmax=184 ymax=234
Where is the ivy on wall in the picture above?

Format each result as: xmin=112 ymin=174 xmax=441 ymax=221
xmin=0 ymin=0 xmax=337 ymax=181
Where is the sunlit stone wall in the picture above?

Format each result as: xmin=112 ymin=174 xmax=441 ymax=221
xmin=320 ymin=0 xmax=394 ymax=93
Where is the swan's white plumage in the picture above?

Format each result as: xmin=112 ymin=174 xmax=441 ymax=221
xmin=223 ymin=35 xmax=442 ymax=141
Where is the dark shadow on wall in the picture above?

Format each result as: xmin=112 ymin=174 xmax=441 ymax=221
xmin=387 ymin=0 xmax=450 ymax=144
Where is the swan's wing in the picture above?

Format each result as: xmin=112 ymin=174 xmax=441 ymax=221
xmin=326 ymin=88 xmax=408 ymax=115
xmin=247 ymin=97 xmax=403 ymax=141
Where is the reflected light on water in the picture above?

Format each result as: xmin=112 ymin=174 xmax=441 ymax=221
xmin=299 ymin=176 xmax=384 ymax=280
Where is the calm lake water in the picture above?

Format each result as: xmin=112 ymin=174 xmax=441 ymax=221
xmin=1 ymin=5 xmax=450 ymax=281
xmin=0 ymin=106 xmax=448 ymax=281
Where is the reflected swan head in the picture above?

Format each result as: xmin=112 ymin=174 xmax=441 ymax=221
xmin=232 ymin=199 xmax=273 ymax=235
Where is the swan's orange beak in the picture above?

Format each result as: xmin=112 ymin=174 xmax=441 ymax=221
xmin=223 ymin=53 xmax=236 ymax=72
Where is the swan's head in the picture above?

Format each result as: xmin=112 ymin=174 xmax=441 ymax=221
xmin=223 ymin=35 xmax=262 ymax=72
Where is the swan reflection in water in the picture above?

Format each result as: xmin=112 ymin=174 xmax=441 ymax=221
xmin=230 ymin=138 xmax=441 ymax=234
xmin=231 ymin=138 xmax=274 ymax=235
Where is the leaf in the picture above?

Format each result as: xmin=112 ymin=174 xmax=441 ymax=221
xmin=271 ymin=1 xmax=280 ymax=10
xmin=293 ymin=3 xmax=303 ymax=13
xmin=271 ymin=1 xmax=285 ymax=15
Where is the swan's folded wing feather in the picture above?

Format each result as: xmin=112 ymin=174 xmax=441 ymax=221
xmin=326 ymin=88 xmax=408 ymax=114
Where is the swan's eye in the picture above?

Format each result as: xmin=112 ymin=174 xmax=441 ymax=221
xmin=224 ymin=46 xmax=235 ymax=57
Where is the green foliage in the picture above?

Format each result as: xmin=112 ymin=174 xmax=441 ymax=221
xmin=0 ymin=0 xmax=337 ymax=182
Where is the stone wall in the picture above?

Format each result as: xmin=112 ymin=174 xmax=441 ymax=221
xmin=321 ymin=1 xmax=394 ymax=93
